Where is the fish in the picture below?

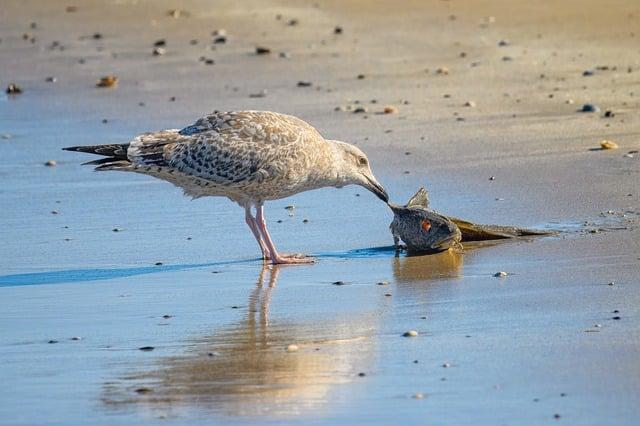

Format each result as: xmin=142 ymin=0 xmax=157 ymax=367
xmin=389 ymin=187 xmax=555 ymax=254
xmin=388 ymin=188 xmax=462 ymax=253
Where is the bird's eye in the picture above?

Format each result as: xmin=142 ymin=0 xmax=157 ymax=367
xmin=358 ymin=157 xmax=368 ymax=166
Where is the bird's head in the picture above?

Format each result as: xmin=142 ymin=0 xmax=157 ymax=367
xmin=331 ymin=141 xmax=389 ymax=202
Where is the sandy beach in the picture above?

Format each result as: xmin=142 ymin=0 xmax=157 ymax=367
xmin=1 ymin=0 xmax=639 ymax=424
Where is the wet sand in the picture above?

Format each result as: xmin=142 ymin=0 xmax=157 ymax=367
xmin=1 ymin=0 xmax=639 ymax=424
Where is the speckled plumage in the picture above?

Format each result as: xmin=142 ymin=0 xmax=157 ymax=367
xmin=109 ymin=111 xmax=344 ymax=204
xmin=63 ymin=110 xmax=388 ymax=264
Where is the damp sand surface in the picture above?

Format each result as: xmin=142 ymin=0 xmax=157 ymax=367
xmin=1 ymin=0 xmax=639 ymax=424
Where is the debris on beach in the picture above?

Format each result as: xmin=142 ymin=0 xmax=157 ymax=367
xmin=6 ymin=83 xmax=22 ymax=95
xmin=494 ymin=271 xmax=508 ymax=277
xmin=383 ymin=105 xmax=398 ymax=114
xmin=297 ymin=81 xmax=312 ymax=87
xmin=153 ymin=39 xmax=166 ymax=47
xmin=580 ymin=103 xmax=599 ymax=113
xmin=96 ymin=75 xmax=118 ymax=88
xmin=44 ymin=160 xmax=57 ymax=167
xmin=167 ymin=9 xmax=189 ymax=18
xmin=285 ymin=344 xmax=299 ymax=352
xmin=403 ymin=330 xmax=418 ymax=337
xmin=436 ymin=67 xmax=449 ymax=75
xmin=412 ymin=392 xmax=426 ymax=399
xmin=138 ymin=346 xmax=155 ymax=352
xmin=152 ymin=47 xmax=166 ymax=56
xmin=334 ymin=25 xmax=343 ymax=34
xmin=255 ymin=46 xmax=271 ymax=55
xmin=249 ymin=90 xmax=267 ymax=98
xmin=599 ymin=140 xmax=619 ymax=150
xmin=464 ymin=100 xmax=476 ymax=107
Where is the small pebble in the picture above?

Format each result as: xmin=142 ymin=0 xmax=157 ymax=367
xmin=213 ymin=36 xmax=227 ymax=44
xmin=580 ymin=103 xmax=599 ymax=113
xmin=48 ymin=340 xmax=58 ymax=344
xmin=112 ymin=228 xmax=122 ymax=232
xmin=255 ymin=46 xmax=271 ymax=55
xmin=135 ymin=388 xmax=153 ymax=394
xmin=599 ymin=140 xmax=618 ymax=150
xmin=152 ymin=47 xmax=166 ymax=56
xmin=153 ymin=39 xmax=166 ymax=47
xmin=442 ymin=363 xmax=450 ymax=368
xmin=155 ymin=262 xmax=163 ymax=266
xmin=603 ymin=110 xmax=615 ymax=118
xmin=412 ymin=392 xmax=425 ymax=399
xmin=498 ymin=39 xmax=510 ymax=46
xmin=45 ymin=76 xmax=57 ymax=83
xmin=96 ymin=75 xmax=118 ymax=88
xmin=377 ymin=281 xmax=389 ymax=286
xmin=334 ymin=26 xmax=343 ymax=34
xmin=403 ymin=330 xmax=418 ymax=337
xmin=494 ymin=271 xmax=508 ymax=277
xmin=554 ymin=414 xmax=561 ymax=419
xmin=353 ymin=106 xmax=368 ymax=113
xmin=436 ymin=67 xmax=449 ymax=75
xmin=45 ymin=160 xmax=57 ymax=167
xmin=297 ymin=81 xmax=312 ymax=87
xmin=51 ymin=210 xmax=59 ymax=215
xmin=464 ymin=100 xmax=476 ymax=107
xmin=607 ymin=281 xmax=615 ymax=286
xmin=332 ymin=280 xmax=346 ymax=286
xmin=357 ymin=372 xmax=366 ymax=377
xmin=70 ymin=336 xmax=82 ymax=341
xmin=138 ymin=346 xmax=155 ymax=351
xmin=612 ymin=316 xmax=621 ymax=320
xmin=582 ymin=70 xmax=594 ymax=76
xmin=6 ymin=83 xmax=23 ymax=95
xmin=1 ymin=134 xmax=11 ymax=140
xmin=286 ymin=344 xmax=299 ymax=352
xmin=383 ymin=105 xmax=398 ymax=114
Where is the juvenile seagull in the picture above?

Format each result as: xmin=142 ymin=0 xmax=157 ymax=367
xmin=64 ymin=110 xmax=388 ymax=264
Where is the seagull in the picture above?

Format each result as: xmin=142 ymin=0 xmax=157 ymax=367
xmin=63 ymin=110 xmax=388 ymax=264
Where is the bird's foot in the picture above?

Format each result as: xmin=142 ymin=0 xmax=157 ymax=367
xmin=270 ymin=253 xmax=315 ymax=264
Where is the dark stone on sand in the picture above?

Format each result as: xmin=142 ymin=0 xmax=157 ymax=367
xmin=498 ymin=39 xmax=510 ymax=46
xmin=334 ymin=26 xmax=343 ymax=34
xmin=554 ymin=414 xmax=561 ymax=419
xmin=45 ymin=76 xmax=57 ymax=83
xmin=162 ymin=315 xmax=172 ymax=319
xmin=357 ymin=74 xmax=366 ymax=79
xmin=92 ymin=33 xmax=102 ymax=40
xmin=255 ymin=46 xmax=271 ymax=55
xmin=155 ymin=262 xmax=163 ymax=266
xmin=332 ymin=281 xmax=346 ymax=286
xmin=580 ymin=103 xmax=600 ymax=113
xmin=204 ymin=59 xmax=214 ymax=65
xmin=48 ymin=340 xmax=58 ymax=344
xmin=138 ymin=346 xmax=155 ymax=351
xmin=604 ymin=110 xmax=615 ymax=117
xmin=154 ymin=39 xmax=166 ymax=47
xmin=582 ymin=70 xmax=594 ymax=76
xmin=297 ymin=81 xmax=312 ymax=87
xmin=358 ymin=372 xmax=366 ymax=377
xmin=612 ymin=316 xmax=621 ymax=320
xmin=6 ymin=83 xmax=22 ymax=95
xmin=213 ymin=36 xmax=227 ymax=44
xmin=135 ymin=388 xmax=153 ymax=394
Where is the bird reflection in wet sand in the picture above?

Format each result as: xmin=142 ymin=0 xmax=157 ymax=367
xmin=102 ymin=265 xmax=375 ymax=420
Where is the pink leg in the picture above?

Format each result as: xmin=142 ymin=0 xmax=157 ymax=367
xmin=255 ymin=204 xmax=314 ymax=265
xmin=245 ymin=206 xmax=269 ymax=260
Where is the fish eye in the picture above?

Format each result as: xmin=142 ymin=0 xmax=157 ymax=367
xmin=358 ymin=157 xmax=368 ymax=166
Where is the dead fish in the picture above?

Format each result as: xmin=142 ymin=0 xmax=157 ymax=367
xmin=389 ymin=188 xmax=462 ymax=253
xmin=392 ymin=187 xmax=554 ymax=246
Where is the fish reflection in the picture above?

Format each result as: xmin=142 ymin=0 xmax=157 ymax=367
xmin=392 ymin=249 xmax=464 ymax=283
xmin=102 ymin=265 xmax=375 ymax=420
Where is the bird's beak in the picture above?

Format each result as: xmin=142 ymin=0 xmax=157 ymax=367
xmin=363 ymin=175 xmax=389 ymax=203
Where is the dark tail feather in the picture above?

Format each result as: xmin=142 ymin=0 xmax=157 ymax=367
xmin=94 ymin=160 xmax=132 ymax=171
xmin=63 ymin=143 xmax=129 ymax=158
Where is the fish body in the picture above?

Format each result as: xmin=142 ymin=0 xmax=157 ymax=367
xmin=389 ymin=188 xmax=462 ymax=253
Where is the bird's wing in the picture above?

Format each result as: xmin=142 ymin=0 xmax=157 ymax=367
xmin=178 ymin=110 xmax=322 ymax=140
xmin=130 ymin=111 xmax=322 ymax=186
